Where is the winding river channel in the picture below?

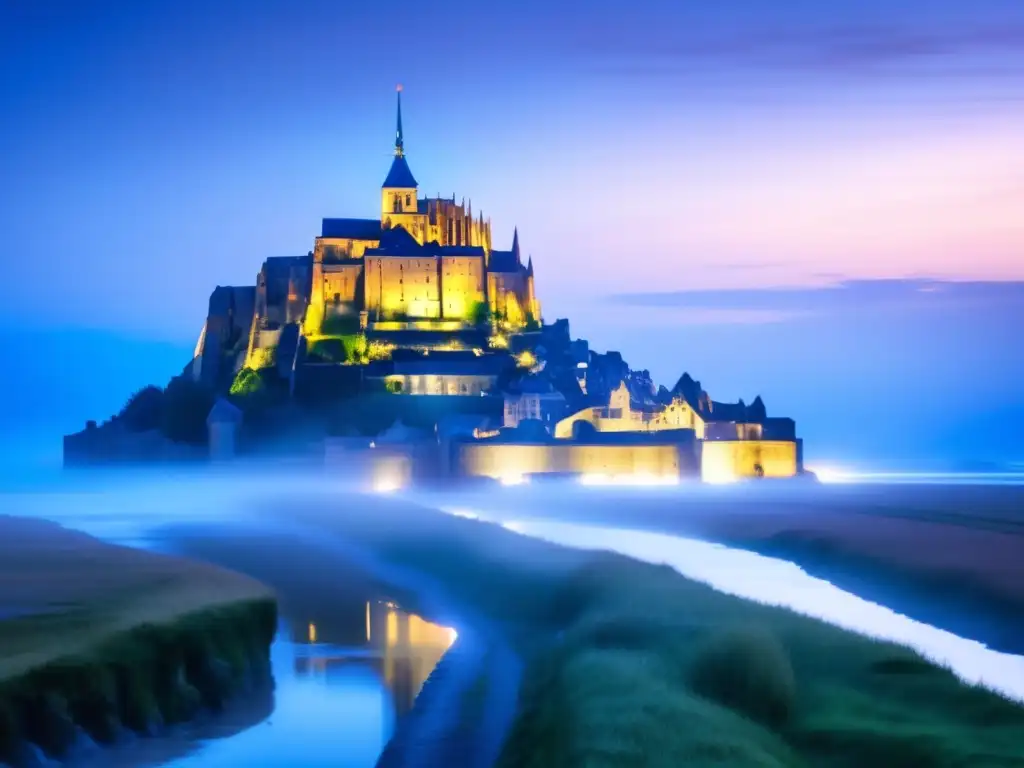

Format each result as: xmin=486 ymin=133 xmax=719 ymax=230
xmin=3 ymin=470 xmax=1023 ymax=766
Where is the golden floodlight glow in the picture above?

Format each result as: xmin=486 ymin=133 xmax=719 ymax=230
xmin=515 ymin=350 xmax=537 ymax=369
xmin=703 ymin=467 xmax=739 ymax=485
xmin=810 ymin=465 xmax=854 ymax=484
xmin=373 ymin=478 xmax=401 ymax=493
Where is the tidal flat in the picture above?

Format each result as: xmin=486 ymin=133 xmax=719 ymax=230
xmin=0 ymin=516 xmax=276 ymax=767
xmin=270 ymin=491 xmax=1024 ymax=767
xmin=4 ymin=474 xmax=1024 ymax=766
xmin=421 ymin=481 xmax=1024 ymax=656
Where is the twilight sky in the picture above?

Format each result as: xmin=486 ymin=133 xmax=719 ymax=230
xmin=1 ymin=0 xmax=1022 ymax=468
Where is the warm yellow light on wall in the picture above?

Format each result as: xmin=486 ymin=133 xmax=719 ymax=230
xmin=246 ymin=346 xmax=277 ymax=370
xmin=308 ymin=623 xmax=317 ymax=643
xmin=516 ymin=350 xmax=537 ymax=369
xmin=386 ymin=609 xmax=398 ymax=646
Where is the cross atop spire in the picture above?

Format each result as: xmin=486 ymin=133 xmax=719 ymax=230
xmin=395 ymin=84 xmax=405 ymax=157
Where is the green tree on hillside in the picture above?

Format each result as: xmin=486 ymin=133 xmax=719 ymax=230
xmin=468 ymin=300 xmax=491 ymax=327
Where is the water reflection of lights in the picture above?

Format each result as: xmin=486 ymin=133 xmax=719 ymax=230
xmin=499 ymin=474 xmax=529 ymax=486
xmin=578 ymin=473 xmax=680 ymax=488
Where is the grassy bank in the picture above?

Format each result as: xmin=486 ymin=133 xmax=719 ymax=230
xmin=0 ymin=517 xmax=277 ymax=764
xmin=284 ymin=494 xmax=1024 ymax=767
xmin=428 ymin=483 xmax=1024 ymax=656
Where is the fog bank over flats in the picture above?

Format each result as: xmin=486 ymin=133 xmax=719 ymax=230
xmin=0 ymin=327 xmax=192 ymax=452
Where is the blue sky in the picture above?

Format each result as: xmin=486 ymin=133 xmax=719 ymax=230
xmin=1 ymin=0 xmax=1022 ymax=468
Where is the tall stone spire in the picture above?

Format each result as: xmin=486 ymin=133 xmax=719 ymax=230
xmin=382 ymin=85 xmax=417 ymax=189
xmin=512 ymin=227 xmax=520 ymax=264
xmin=394 ymin=84 xmax=405 ymax=157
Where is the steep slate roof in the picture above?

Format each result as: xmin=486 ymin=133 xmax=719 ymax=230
xmin=488 ymin=250 xmax=521 ymax=273
xmin=705 ymin=401 xmax=750 ymax=423
xmin=321 ymin=218 xmax=383 ymax=239
xmin=364 ymin=225 xmax=421 ymax=255
xmin=382 ymin=155 xmax=418 ymax=188
xmin=364 ymin=226 xmax=485 ymax=258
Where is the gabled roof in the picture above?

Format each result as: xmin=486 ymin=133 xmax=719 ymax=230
xmin=382 ymin=154 xmax=418 ymax=189
xmin=321 ymin=218 xmax=383 ymax=239
xmin=365 ymin=226 xmax=486 ymax=258
xmin=365 ymin=225 xmax=421 ymax=255
xmin=489 ymin=250 xmax=522 ymax=273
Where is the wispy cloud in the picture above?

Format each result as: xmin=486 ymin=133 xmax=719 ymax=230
xmin=608 ymin=279 xmax=1024 ymax=320
xmin=576 ymin=23 xmax=1024 ymax=77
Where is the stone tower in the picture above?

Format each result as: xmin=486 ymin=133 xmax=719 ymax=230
xmin=380 ymin=85 xmax=420 ymax=238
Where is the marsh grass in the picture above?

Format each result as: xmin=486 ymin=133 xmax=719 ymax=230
xmin=0 ymin=517 xmax=277 ymax=762
xmin=287 ymin=496 xmax=1024 ymax=767
xmin=0 ymin=599 xmax=277 ymax=762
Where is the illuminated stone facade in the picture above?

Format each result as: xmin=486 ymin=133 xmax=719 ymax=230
xmin=456 ymin=439 xmax=695 ymax=484
xmin=459 ymin=378 xmax=802 ymax=482
xmin=700 ymin=440 xmax=798 ymax=482
xmin=303 ymin=86 xmax=540 ymax=333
